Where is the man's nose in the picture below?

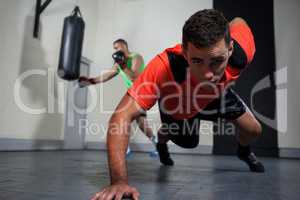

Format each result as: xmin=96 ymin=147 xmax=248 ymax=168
xmin=203 ymin=69 xmax=214 ymax=80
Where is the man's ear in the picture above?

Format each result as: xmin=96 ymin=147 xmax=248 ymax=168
xmin=228 ymin=40 xmax=234 ymax=57
xmin=182 ymin=45 xmax=188 ymax=60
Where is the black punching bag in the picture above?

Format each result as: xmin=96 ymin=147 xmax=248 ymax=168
xmin=58 ymin=6 xmax=85 ymax=80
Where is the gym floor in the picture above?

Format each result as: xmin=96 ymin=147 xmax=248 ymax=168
xmin=0 ymin=151 xmax=299 ymax=200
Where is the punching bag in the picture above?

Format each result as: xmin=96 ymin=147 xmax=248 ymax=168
xmin=58 ymin=6 xmax=85 ymax=80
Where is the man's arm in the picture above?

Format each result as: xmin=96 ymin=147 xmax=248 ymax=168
xmin=226 ymin=17 xmax=255 ymax=80
xmin=91 ymin=54 xmax=166 ymax=200
xmin=79 ymin=64 xmax=118 ymax=87
xmin=91 ymin=94 xmax=143 ymax=200
xmin=129 ymin=55 xmax=144 ymax=80
xmin=92 ymin=63 xmax=119 ymax=83
xmin=107 ymin=94 xmax=143 ymax=184
xmin=230 ymin=17 xmax=249 ymax=26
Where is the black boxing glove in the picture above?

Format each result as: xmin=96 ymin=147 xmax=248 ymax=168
xmin=112 ymin=50 xmax=125 ymax=64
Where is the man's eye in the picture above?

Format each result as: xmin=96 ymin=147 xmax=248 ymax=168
xmin=192 ymin=59 xmax=203 ymax=64
xmin=211 ymin=60 xmax=225 ymax=65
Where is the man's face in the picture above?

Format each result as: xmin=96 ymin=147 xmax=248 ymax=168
xmin=113 ymin=42 xmax=128 ymax=55
xmin=183 ymin=39 xmax=233 ymax=83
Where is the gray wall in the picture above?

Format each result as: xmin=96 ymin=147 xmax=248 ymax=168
xmin=274 ymin=0 xmax=300 ymax=150
xmin=0 ymin=0 xmax=98 ymax=145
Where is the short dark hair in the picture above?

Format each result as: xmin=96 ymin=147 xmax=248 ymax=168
xmin=113 ymin=38 xmax=128 ymax=47
xmin=182 ymin=9 xmax=230 ymax=49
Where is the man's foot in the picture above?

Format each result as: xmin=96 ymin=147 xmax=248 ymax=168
xmin=237 ymin=144 xmax=265 ymax=173
xmin=149 ymin=136 xmax=158 ymax=157
xmin=126 ymin=146 xmax=132 ymax=158
xmin=149 ymin=150 xmax=159 ymax=157
xmin=156 ymin=143 xmax=174 ymax=166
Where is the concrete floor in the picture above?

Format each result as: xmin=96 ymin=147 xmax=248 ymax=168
xmin=0 ymin=151 xmax=299 ymax=200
